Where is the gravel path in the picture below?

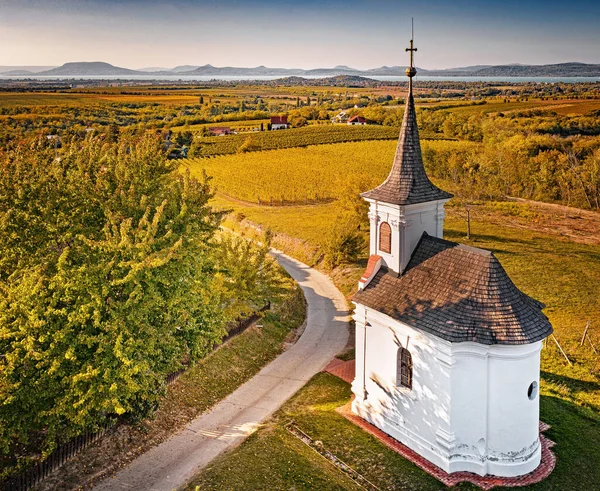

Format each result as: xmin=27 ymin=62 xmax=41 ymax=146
xmin=93 ymin=250 xmax=350 ymax=491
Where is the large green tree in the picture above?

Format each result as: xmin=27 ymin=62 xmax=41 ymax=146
xmin=0 ymin=135 xmax=224 ymax=455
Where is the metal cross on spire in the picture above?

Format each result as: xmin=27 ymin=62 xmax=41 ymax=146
xmin=405 ymin=18 xmax=417 ymax=80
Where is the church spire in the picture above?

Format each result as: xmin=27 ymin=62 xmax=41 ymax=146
xmin=361 ymin=35 xmax=452 ymax=206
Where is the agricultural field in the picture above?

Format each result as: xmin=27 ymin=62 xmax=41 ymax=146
xmin=186 ymin=125 xmax=414 ymax=158
xmin=183 ymin=139 xmax=477 ymax=202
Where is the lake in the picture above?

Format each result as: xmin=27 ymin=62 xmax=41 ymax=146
xmin=1 ymin=75 xmax=599 ymax=83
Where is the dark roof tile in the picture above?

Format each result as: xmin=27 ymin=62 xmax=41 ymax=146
xmin=361 ymin=94 xmax=453 ymax=205
xmin=353 ymin=233 xmax=553 ymax=345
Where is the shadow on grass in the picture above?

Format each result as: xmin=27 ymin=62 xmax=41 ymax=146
xmin=444 ymin=228 xmax=533 ymax=247
xmin=529 ymin=394 xmax=600 ymax=490
xmin=542 ymin=370 xmax=600 ymax=403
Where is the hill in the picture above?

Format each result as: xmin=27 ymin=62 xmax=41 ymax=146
xmin=39 ymin=62 xmax=143 ymax=76
xmin=0 ymin=65 xmax=56 ymax=75
xmin=424 ymin=62 xmax=600 ymax=77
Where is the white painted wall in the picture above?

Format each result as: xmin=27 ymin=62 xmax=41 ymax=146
xmin=352 ymin=305 xmax=542 ymax=477
xmin=352 ymin=305 xmax=453 ymax=472
xmin=449 ymin=342 xmax=542 ymax=476
xmin=366 ymin=198 xmax=448 ymax=274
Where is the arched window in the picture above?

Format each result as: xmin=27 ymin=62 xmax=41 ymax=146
xmin=379 ymin=222 xmax=391 ymax=254
xmin=397 ymin=347 xmax=413 ymax=389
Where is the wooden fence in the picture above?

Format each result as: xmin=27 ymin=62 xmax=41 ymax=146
xmin=1 ymin=424 xmax=111 ymax=491
xmin=1 ymin=303 xmax=270 ymax=491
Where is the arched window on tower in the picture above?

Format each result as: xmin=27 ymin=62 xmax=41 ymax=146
xmin=379 ymin=222 xmax=391 ymax=254
xmin=397 ymin=347 xmax=413 ymax=389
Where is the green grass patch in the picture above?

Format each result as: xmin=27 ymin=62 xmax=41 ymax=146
xmin=189 ymin=372 xmax=600 ymax=490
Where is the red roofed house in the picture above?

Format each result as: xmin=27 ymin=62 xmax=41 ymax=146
xmin=270 ymin=115 xmax=289 ymax=130
xmin=208 ymin=126 xmax=232 ymax=136
xmin=347 ymin=115 xmax=367 ymax=125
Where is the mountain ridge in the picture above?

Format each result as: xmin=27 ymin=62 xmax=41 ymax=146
xmin=2 ymin=61 xmax=600 ymax=78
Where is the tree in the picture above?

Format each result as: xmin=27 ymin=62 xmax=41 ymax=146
xmin=0 ymin=135 xmax=224 ymax=455
xmin=211 ymin=232 xmax=289 ymax=321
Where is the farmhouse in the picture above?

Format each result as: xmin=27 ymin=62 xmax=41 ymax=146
xmin=208 ymin=126 xmax=232 ymax=136
xmin=351 ymin=40 xmax=553 ymax=478
xmin=270 ymin=115 xmax=289 ymax=130
xmin=347 ymin=115 xmax=367 ymax=125
xmin=331 ymin=111 xmax=348 ymax=123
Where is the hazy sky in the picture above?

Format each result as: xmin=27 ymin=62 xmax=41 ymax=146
xmin=1 ymin=0 xmax=599 ymax=69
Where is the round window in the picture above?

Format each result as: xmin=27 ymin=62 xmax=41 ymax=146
xmin=527 ymin=381 xmax=538 ymax=400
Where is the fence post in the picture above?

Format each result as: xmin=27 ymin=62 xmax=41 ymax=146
xmin=581 ymin=321 xmax=590 ymax=346
xmin=552 ymin=334 xmax=572 ymax=366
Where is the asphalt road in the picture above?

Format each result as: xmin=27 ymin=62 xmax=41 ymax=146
xmin=93 ymin=250 xmax=350 ymax=491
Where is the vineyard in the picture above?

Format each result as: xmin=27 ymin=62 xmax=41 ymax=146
xmin=183 ymin=139 xmax=478 ymax=203
xmin=171 ymin=119 xmax=271 ymax=133
xmin=191 ymin=124 xmax=405 ymax=156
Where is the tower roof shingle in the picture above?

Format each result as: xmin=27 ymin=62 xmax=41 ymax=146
xmin=361 ymin=93 xmax=453 ymax=205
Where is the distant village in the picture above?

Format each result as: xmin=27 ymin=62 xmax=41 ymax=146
xmin=206 ymin=111 xmax=368 ymax=137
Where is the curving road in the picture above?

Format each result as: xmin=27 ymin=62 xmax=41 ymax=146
xmin=93 ymin=250 xmax=350 ymax=491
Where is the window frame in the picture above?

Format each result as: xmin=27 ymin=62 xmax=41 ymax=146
xmin=379 ymin=221 xmax=392 ymax=254
xmin=397 ymin=347 xmax=413 ymax=390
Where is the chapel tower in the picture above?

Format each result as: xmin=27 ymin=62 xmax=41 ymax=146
xmin=360 ymin=40 xmax=452 ymax=277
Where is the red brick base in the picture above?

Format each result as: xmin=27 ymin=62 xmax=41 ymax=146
xmin=323 ymin=358 xmax=355 ymax=384
xmin=324 ymin=358 xmax=556 ymax=489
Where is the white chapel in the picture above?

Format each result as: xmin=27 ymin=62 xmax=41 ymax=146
xmin=351 ymin=40 xmax=553 ymax=478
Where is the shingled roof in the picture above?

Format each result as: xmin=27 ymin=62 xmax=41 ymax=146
xmin=353 ymin=234 xmax=553 ymax=345
xmin=361 ymin=93 xmax=453 ymax=205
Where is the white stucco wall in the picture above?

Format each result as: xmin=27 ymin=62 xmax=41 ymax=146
xmin=366 ymin=198 xmax=448 ymax=274
xmin=449 ymin=342 xmax=542 ymax=476
xmin=352 ymin=305 xmax=542 ymax=477
xmin=352 ymin=305 xmax=454 ymax=472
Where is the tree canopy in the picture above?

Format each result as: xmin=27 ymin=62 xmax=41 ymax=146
xmin=0 ymin=134 xmax=285 ymax=458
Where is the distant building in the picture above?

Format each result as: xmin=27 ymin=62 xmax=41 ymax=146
xmin=331 ymin=111 xmax=348 ymax=124
xmin=208 ymin=126 xmax=232 ymax=136
xmin=347 ymin=116 xmax=367 ymax=126
xmin=270 ymin=115 xmax=289 ymax=130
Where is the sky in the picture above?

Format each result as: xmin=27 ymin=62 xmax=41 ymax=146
xmin=1 ymin=0 xmax=599 ymax=70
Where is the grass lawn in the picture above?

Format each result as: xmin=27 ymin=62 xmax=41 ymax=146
xmin=35 ymin=283 xmax=306 ymax=490
xmin=210 ymin=194 xmax=600 ymax=490
xmin=188 ymin=373 xmax=600 ymax=490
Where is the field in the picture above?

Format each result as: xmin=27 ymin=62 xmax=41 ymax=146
xmin=186 ymin=125 xmax=409 ymax=157
xmin=183 ymin=139 xmax=477 ymax=202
